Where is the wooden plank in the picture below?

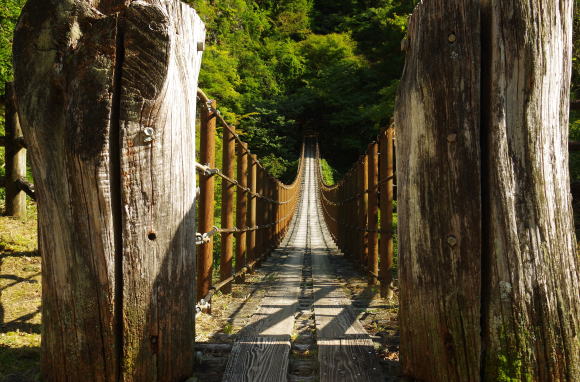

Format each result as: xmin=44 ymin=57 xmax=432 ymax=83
xmin=318 ymin=339 xmax=383 ymax=382
xmin=223 ymin=208 xmax=305 ymax=381
xmin=305 ymin=144 xmax=383 ymax=382
xmin=311 ymin=248 xmax=368 ymax=339
xmin=221 ymin=337 xmax=290 ymax=382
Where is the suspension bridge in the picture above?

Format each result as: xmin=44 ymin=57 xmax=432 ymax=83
xmin=4 ymin=0 xmax=579 ymax=380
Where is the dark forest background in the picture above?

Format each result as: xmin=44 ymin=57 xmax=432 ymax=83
xmin=0 ymin=0 xmax=578 ymax=181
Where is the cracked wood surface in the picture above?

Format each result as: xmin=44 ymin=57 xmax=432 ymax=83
xmin=13 ymin=1 xmax=205 ymax=380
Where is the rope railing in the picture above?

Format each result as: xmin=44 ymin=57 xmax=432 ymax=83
xmin=316 ymin=127 xmax=396 ymax=298
xmin=195 ymin=88 xmax=305 ymax=310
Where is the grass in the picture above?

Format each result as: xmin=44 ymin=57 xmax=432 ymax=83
xmin=0 ymin=200 xmax=41 ymax=381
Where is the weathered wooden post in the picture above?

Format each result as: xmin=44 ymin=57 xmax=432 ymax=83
xmin=256 ymin=167 xmax=265 ymax=261
xmin=359 ymin=155 xmax=368 ymax=267
xmin=4 ymin=82 xmax=27 ymax=218
xmin=396 ymin=0 xmax=579 ymax=380
xmin=198 ymin=98 xmax=217 ymax=300
xmin=247 ymin=155 xmax=257 ymax=264
xmin=379 ymin=128 xmax=394 ymax=298
xmin=346 ymin=169 xmax=355 ymax=258
xmin=396 ymin=1 xmax=482 ymax=379
xmin=221 ymin=124 xmax=235 ymax=293
xmin=367 ymin=143 xmax=379 ymax=284
xmin=13 ymin=1 xmax=205 ymax=380
xmin=236 ymin=142 xmax=248 ymax=276
xmin=481 ymin=0 xmax=580 ymax=379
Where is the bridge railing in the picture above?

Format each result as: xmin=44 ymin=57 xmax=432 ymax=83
xmin=316 ymin=127 xmax=396 ymax=298
xmin=195 ymin=89 xmax=304 ymax=309
xmin=1 ymin=82 xmax=35 ymax=218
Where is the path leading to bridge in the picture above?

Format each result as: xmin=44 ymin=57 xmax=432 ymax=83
xmin=222 ymin=143 xmax=383 ymax=381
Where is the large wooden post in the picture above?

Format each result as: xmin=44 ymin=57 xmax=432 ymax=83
xmin=481 ymin=0 xmax=580 ymax=379
xmin=379 ymin=128 xmax=394 ymax=298
xmin=367 ymin=143 xmax=379 ymax=284
xmin=396 ymin=0 xmax=579 ymax=380
xmin=236 ymin=143 xmax=248 ymax=274
xmin=221 ymin=124 xmax=235 ymax=294
xmin=13 ymin=1 xmax=205 ymax=380
xmin=4 ymin=82 xmax=27 ymax=218
xmin=198 ymin=99 xmax=217 ymax=300
xmin=395 ymin=1 xmax=482 ymax=380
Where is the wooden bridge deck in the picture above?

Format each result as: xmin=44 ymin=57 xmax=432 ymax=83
xmin=222 ymin=145 xmax=383 ymax=381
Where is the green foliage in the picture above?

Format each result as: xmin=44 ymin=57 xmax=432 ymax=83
xmin=184 ymin=0 xmax=417 ymax=175
xmin=319 ymin=158 xmax=338 ymax=185
xmin=0 ymin=0 xmax=26 ymax=96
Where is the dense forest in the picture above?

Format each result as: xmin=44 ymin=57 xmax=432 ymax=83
xmin=0 ymin=0 xmax=579 ymax=180
xmin=186 ymin=0 xmax=418 ymax=179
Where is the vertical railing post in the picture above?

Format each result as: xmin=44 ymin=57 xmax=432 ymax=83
xmin=197 ymin=99 xmax=217 ymax=301
xmin=220 ymin=124 xmax=235 ymax=293
xmin=247 ymin=155 xmax=257 ymax=265
xmin=379 ymin=128 xmax=394 ymax=298
xmin=5 ymin=82 xmax=27 ymax=218
xmin=368 ymin=143 xmax=379 ymax=284
xmin=350 ymin=168 xmax=357 ymax=258
xmin=266 ymin=177 xmax=271 ymax=254
xmin=360 ymin=155 xmax=369 ymax=268
xmin=236 ymin=142 xmax=248 ymax=278
xmin=256 ymin=166 xmax=264 ymax=263
xmin=339 ymin=182 xmax=346 ymax=252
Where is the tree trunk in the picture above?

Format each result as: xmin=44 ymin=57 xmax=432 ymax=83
xmin=482 ymin=0 xmax=580 ymax=379
xmin=13 ymin=0 xmax=205 ymax=380
xmin=395 ymin=1 xmax=482 ymax=380
xmin=396 ymin=0 xmax=580 ymax=380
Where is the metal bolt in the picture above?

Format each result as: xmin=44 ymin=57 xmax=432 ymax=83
xmin=447 ymin=235 xmax=457 ymax=247
xmin=448 ymin=33 xmax=457 ymax=43
xmin=143 ymin=127 xmax=155 ymax=143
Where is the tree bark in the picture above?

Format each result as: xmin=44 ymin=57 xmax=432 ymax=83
xmin=482 ymin=0 xmax=580 ymax=380
xmin=396 ymin=0 xmax=580 ymax=380
xmin=395 ymin=0 xmax=483 ymax=380
xmin=13 ymin=0 xmax=205 ymax=380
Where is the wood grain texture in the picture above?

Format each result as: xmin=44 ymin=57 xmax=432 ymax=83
xmin=318 ymin=339 xmax=383 ymax=382
xmin=394 ymin=0 xmax=482 ymax=380
xmin=482 ymin=0 xmax=580 ymax=379
xmin=119 ymin=2 xmax=204 ymax=380
xmin=13 ymin=0 xmax=204 ymax=380
xmin=14 ymin=2 xmax=121 ymax=379
xmin=222 ymin=234 xmax=303 ymax=382
xmin=221 ymin=337 xmax=290 ymax=382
